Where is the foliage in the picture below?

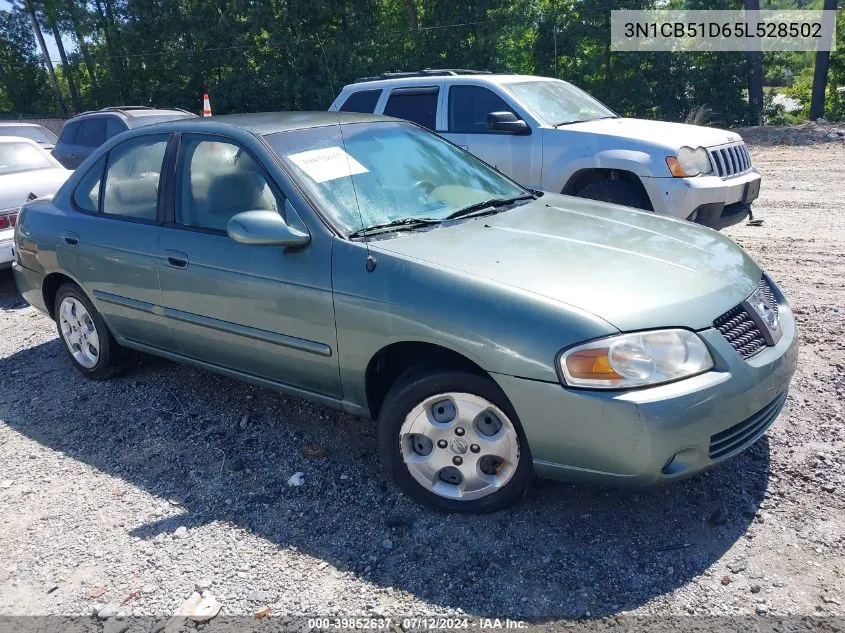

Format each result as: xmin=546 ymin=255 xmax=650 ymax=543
xmin=0 ymin=0 xmax=843 ymax=123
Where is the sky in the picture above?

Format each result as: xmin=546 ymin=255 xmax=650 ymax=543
xmin=1 ymin=0 xmax=78 ymax=65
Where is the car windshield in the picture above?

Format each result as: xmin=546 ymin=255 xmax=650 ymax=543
xmin=264 ymin=121 xmax=527 ymax=235
xmin=0 ymin=142 xmax=55 ymax=176
xmin=0 ymin=125 xmax=58 ymax=145
xmin=505 ymin=80 xmax=617 ymax=126
xmin=127 ymin=113 xmax=195 ymax=128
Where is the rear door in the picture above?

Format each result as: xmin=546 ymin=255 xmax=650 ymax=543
xmin=156 ymin=133 xmax=341 ymax=397
xmin=60 ymin=133 xmax=172 ymax=349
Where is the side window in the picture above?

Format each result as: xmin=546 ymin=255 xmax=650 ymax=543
xmin=79 ymin=118 xmax=107 ymax=148
xmin=176 ymin=136 xmax=280 ymax=232
xmin=73 ymin=155 xmax=106 ymax=213
xmin=448 ymin=85 xmax=516 ymax=133
xmin=383 ymin=87 xmax=439 ymax=130
xmin=339 ymin=90 xmax=381 ymax=114
xmin=60 ymin=121 xmax=80 ymax=144
xmin=105 ymin=118 xmax=126 ymax=139
xmin=101 ymin=134 xmax=169 ymax=221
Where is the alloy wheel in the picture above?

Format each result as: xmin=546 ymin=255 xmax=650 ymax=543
xmin=58 ymin=297 xmax=100 ymax=369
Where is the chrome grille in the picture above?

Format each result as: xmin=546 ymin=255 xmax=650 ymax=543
xmin=713 ymin=278 xmax=778 ymax=359
xmin=708 ymin=142 xmax=752 ymax=178
xmin=709 ymin=391 xmax=787 ymax=459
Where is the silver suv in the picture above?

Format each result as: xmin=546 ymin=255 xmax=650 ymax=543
xmin=54 ymin=106 xmax=196 ymax=169
xmin=330 ymin=69 xmax=762 ymax=230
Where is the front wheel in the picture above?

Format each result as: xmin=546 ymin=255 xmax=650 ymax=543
xmin=378 ymin=369 xmax=533 ymax=513
xmin=54 ymin=283 xmax=122 ymax=380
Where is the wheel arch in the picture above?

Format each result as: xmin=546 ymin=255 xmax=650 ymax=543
xmin=364 ymin=341 xmax=491 ymax=420
xmin=561 ymin=168 xmax=654 ymax=211
xmin=42 ymin=271 xmax=83 ymax=319
xmin=562 ymin=167 xmax=645 ymax=195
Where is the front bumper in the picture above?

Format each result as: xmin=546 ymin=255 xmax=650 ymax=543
xmin=641 ymin=169 xmax=761 ymax=230
xmin=493 ymin=301 xmax=798 ymax=486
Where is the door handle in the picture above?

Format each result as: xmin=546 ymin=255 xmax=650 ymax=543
xmin=164 ymin=249 xmax=189 ymax=269
xmin=63 ymin=232 xmax=80 ymax=246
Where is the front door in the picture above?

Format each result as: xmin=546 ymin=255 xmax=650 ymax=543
xmin=157 ymin=134 xmax=341 ymax=397
xmin=58 ymin=134 xmax=172 ymax=349
xmin=441 ymin=84 xmax=542 ymax=189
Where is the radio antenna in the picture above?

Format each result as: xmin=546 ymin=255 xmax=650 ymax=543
xmin=317 ymin=36 xmax=373 ymax=265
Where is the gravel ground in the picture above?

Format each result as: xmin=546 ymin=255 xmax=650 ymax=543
xmin=0 ymin=140 xmax=843 ymax=626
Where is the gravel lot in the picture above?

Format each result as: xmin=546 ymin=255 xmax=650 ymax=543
xmin=0 ymin=139 xmax=843 ymax=626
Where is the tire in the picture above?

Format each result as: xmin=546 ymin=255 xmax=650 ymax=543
xmin=378 ymin=367 xmax=534 ymax=513
xmin=576 ymin=179 xmax=652 ymax=211
xmin=54 ymin=283 xmax=122 ymax=380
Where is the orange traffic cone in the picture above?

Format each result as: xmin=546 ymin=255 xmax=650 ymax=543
xmin=202 ymin=93 xmax=212 ymax=117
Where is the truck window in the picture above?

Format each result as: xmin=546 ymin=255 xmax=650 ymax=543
xmin=448 ymin=85 xmax=516 ymax=133
xmin=60 ymin=121 xmax=80 ymax=144
xmin=383 ymin=87 xmax=439 ymax=130
xmin=339 ymin=90 xmax=381 ymax=113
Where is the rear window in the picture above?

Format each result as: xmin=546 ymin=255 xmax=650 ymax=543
xmin=106 ymin=118 xmax=126 ymax=139
xmin=383 ymin=87 xmax=439 ymax=130
xmin=59 ymin=121 xmax=80 ymax=144
xmin=79 ymin=118 xmax=107 ymax=147
xmin=339 ymin=90 xmax=381 ymax=114
xmin=0 ymin=142 xmax=55 ymax=176
xmin=0 ymin=125 xmax=58 ymax=145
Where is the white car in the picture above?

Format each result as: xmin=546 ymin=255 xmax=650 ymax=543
xmin=0 ymin=122 xmax=59 ymax=151
xmin=330 ymin=70 xmax=762 ymax=230
xmin=0 ymin=137 xmax=70 ymax=269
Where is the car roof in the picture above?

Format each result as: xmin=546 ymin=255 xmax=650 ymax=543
xmin=0 ymin=135 xmax=42 ymax=145
xmin=0 ymin=122 xmax=46 ymax=128
xmin=68 ymin=107 xmax=193 ymax=121
xmin=342 ymin=73 xmax=563 ymax=91
xmin=148 ymin=111 xmax=395 ymax=135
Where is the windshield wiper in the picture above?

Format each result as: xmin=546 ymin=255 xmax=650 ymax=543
xmin=553 ymin=115 xmax=618 ymax=128
xmin=348 ymin=216 xmax=441 ymax=239
xmin=445 ymin=194 xmax=536 ymax=221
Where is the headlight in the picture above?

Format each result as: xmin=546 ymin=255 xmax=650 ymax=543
xmin=666 ymin=146 xmax=713 ymax=177
xmin=558 ymin=329 xmax=714 ymax=389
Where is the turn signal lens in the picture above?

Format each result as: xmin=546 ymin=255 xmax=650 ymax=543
xmin=565 ymin=348 xmax=621 ymax=380
xmin=559 ymin=329 xmax=714 ymax=389
xmin=666 ymin=156 xmax=689 ymax=177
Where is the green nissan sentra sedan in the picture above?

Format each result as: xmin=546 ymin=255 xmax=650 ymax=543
xmin=12 ymin=112 xmax=797 ymax=512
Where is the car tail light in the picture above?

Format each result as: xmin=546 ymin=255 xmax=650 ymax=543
xmin=0 ymin=212 xmax=19 ymax=230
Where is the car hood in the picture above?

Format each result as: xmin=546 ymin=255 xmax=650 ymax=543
xmin=372 ymin=194 xmax=761 ymax=332
xmin=557 ymin=117 xmax=742 ymax=151
xmin=0 ymin=168 xmax=70 ymax=211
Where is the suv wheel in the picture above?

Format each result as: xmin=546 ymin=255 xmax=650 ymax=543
xmin=378 ymin=368 xmax=533 ymax=512
xmin=577 ymin=179 xmax=652 ymax=210
xmin=54 ymin=283 xmax=122 ymax=379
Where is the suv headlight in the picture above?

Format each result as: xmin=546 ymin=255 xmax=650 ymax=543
xmin=666 ymin=146 xmax=713 ymax=177
xmin=558 ymin=329 xmax=714 ymax=389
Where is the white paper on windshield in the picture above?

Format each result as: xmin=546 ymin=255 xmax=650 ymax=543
xmin=286 ymin=147 xmax=368 ymax=183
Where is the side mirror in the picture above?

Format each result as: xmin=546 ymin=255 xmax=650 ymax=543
xmin=227 ymin=210 xmax=311 ymax=247
xmin=486 ymin=111 xmax=530 ymax=135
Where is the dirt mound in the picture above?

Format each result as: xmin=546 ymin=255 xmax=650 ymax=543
xmin=734 ymin=120 xmax=845 ymax=146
